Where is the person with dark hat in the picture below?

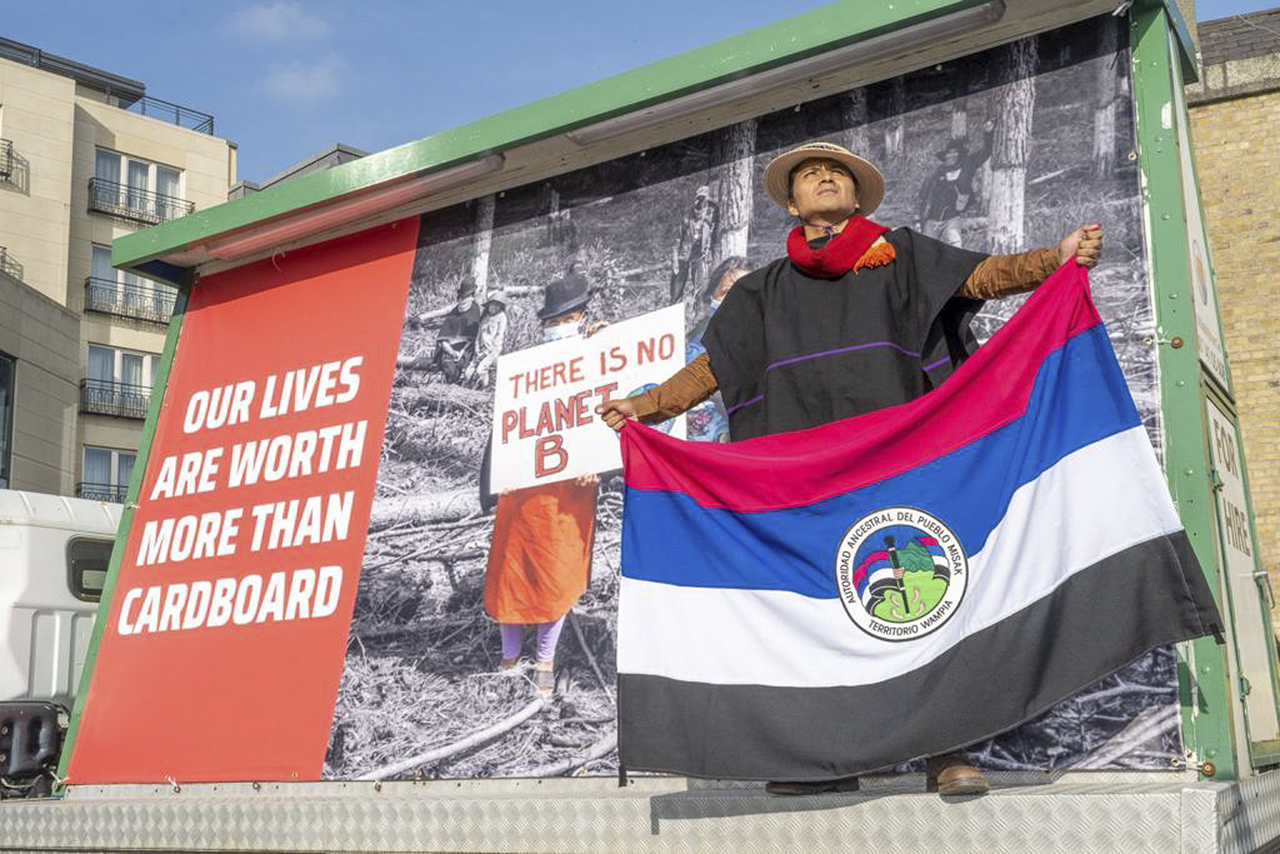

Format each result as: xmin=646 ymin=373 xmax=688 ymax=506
xmin=480 ymin=271 xmax=602 ymax=696
xmin=597 ymin=139 xmax=1103 ymax=796
xmin=917 ymin=120 xmax=995 ymax=246
xmin=431 ymin=278 xmax=482 ymax=384
xmin=465 ymin=288 xmax=509 ymax=388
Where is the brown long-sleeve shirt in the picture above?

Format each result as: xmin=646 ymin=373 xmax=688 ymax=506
xmin=631 ymin=247 xmax=1060 ymax=423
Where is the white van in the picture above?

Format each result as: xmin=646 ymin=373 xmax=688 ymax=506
xmin=0 ymin=489 xmax=119 ymax=798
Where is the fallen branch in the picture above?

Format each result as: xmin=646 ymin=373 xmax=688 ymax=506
xmin=569 ymin=612 xmax=613 ymax=700
xmin=521 ymin=731 xmax=617 ymax=778
xmin=1070 ymin=704 xmax=1179 ymax=770
xmin=395 ymin=384 xmax=491 ymax=413
xmin=363 ymin=547 xmax=487 ymax=573
xmin=357 ymin=696 xmax=546 ymax=781
xmin=370 ymin=489 xmax=480 ymax=531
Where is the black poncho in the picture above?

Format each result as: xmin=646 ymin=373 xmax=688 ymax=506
xmin=701 ymin=227 xmax=987 ymax=440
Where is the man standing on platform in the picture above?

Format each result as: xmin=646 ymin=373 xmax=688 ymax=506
xmin=597 ymin=140 xmax=1103 ymax=796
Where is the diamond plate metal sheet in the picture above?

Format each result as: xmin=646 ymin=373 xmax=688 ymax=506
xmin=2 ymin=771 xmax=1278 ymax=852
xmin=1216 ymin=770 xmax=1280 ymax=854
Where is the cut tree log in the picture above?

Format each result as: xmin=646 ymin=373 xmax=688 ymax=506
xmin=370 ymin=489 xmax=481 ymax=531
xmin=357 ymin=695 xmax=547 ymax=781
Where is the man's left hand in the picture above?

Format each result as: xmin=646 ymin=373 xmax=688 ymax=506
xmin=1059 ymin=223 xmax=1104 ymax=268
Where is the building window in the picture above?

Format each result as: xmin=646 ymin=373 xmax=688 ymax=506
xmin=79 ymin=446 xmax=136 ymax=503
xmin=89 ymin=148 xmax=193 ymax=224
xmin=85 ymin=244 xmax=178 ymax=324
xmin=0 ymin=351 xmax=13 ymax=489
xmin=80 ymin=344 xmax=156 ymax=419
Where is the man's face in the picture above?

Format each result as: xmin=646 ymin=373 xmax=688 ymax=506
xmin=943 ymin=149 xmax=961 ymax=167
xmin=457 ymin=296 xmax=475 ymax=312
xmin=786 ymin=158 xmax=859 ymax=223
xmin=543 ymin=309 xmax=584 ymax=332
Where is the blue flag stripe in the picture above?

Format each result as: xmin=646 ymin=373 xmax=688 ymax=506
xmin=621 ymin=325 xmax=1140 ymax=599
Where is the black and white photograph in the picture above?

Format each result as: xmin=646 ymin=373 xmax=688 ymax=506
xmin=323 ymin=13 xmax=1178 ymax=781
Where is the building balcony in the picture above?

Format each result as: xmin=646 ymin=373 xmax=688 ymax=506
xmin=80 ymin=379 xmax=150 ymax=420
xmin=84 ymin=277 xmax=177 ymax=325
xmin=0 ymin=139 xmax=12 ymax=178
xmin=76 ymin=482 xmax=128 ymax=503
xmin=87 ymin=177 xmax=194 ymax=225
xmin=0 ymin=246 xmax=21 ymax=281
xmin=125 ymin=96 xmax=215 ymax=135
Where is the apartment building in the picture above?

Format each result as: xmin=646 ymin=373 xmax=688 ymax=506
xmin=0 ymin=37 xmax=235 ymax=499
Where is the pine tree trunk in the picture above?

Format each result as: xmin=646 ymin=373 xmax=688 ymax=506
xmin=989 ymin=39 xmax=1038 ymax=253
xmin=470 ymin=194 xmax=496 ymax=301
xmin=713 ymin=118 xmax=756 ymax=263
xmin=842 ymin=88 xmax=871 ymax=156
xmin=883 ymin=77 xmax=906 ymax=157
xmin=1092 ymin=18 xmax=1120 ymax=178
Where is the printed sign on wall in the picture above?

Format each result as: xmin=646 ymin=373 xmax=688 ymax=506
xmin=67 ymin=221 xmax=419 ymax=784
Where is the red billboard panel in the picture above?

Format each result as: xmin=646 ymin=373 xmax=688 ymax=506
xmin=67 ymin=220 xmax=419 ymax=783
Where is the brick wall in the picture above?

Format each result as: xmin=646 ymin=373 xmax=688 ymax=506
xmin=1188 ymin=9 xmax=1280 ymax=626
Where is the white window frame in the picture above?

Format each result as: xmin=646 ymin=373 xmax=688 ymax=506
xmin=82 ymin=445 xmax=137 ymax=490
xmin=86 ymin=343 xmax=159 ymax=389
xmin=93 ymin=148 xmax=183 ymax=198
xmin=90 ymin=243 xmax=177 ymax=297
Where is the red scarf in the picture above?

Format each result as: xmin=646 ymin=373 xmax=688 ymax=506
xmin=786 ymin=215 xmax=890 ymax=279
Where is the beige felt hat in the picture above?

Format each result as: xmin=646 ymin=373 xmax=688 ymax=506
xmin=763 ymin=141 xmax=885 ymax=215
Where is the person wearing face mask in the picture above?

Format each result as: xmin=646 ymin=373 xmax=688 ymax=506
xmin=685 ymin=256 xmax=752 ymax=443
xmin=478 ymin=272 xmax=602 ymax=697
xmin=597 ymin=140 xmax=1103 ymax=796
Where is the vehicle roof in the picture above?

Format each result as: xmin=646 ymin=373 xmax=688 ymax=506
xmin=0 ymin=490 xmax=122 ymax=536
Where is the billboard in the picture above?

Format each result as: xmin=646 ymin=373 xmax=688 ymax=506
xmin=71 ymin=14 xmax=1179 ymax=783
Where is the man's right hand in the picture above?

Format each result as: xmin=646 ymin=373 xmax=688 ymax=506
xmin=596 ymin=398 xmax=638 ymax=433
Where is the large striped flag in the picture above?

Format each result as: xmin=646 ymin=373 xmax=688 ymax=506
xmin=616 ymin=262 xmax=1222 ymax=781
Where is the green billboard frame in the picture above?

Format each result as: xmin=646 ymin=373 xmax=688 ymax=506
xmin=65 ymin=0 xmax=1270 ymax=788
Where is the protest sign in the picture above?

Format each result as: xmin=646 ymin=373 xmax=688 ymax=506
xmin=490 ymin=304 xmax=685 ymax=492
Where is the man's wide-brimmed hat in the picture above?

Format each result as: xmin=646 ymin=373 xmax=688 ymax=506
xmin=456 ymin=278 xmax=476 ymax=299
xmin=485 ymin=288 xmax=508 ymax=307
xmin=763 ymin=141 xmax=885 ymax=215
xmin=538 ymin=272 xmax=591 ymax=320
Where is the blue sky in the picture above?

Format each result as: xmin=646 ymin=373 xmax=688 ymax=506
xmin=6 ymin=1 xmax=1276 ymax=183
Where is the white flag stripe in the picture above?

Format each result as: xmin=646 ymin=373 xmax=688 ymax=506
xmin=618 ymin=426 xmax=1182 ymax=688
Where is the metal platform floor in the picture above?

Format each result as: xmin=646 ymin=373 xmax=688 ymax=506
xmin=3 ymin=770 xmax=1280 ymax=853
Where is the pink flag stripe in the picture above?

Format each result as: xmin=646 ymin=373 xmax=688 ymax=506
xmin=621 ymin=261 xmax=1101 ymax=512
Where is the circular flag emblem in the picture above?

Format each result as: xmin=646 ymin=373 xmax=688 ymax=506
xmin=834 ymin=507 xmax=968 ymax=642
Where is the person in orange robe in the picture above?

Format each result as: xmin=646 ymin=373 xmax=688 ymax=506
xmin=481 ymin=272 xmax=600 ymax=695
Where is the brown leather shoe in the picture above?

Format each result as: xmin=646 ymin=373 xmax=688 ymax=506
xmin=765 ymin=776 xmax=860 ymax=796
xmin=925 ymin=752 xmax=989 ymax=796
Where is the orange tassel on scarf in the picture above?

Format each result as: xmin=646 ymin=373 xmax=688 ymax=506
xmin=853 ymin=239 xmax=897 ymax=273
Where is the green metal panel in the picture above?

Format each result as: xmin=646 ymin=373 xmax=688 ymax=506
xmin=56 ymin=278 xmax=191 ymax=784
xmin=107 ymin=0 xmax=991 ymax=274
xmin=1165 ymin=32 xmax=1234 ymax=402
xmin=1162 ymin=0 xmax=1201 ymax=83
xmin=1131 ymin=0 xmax=1238 ymax=781
xmin=1204 ymin=379 xmax=1280 ymax=767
